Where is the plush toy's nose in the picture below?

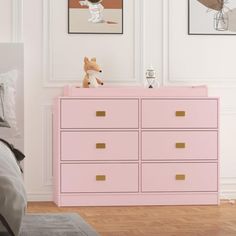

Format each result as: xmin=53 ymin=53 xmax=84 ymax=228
xmin=99 ymin=70 xmax=102 ymax=73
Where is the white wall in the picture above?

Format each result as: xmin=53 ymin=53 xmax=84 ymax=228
xmin=1 ymin=0 xmax=235 ymax=200
xmin=0 ymin=0 xmax=12 ymax=41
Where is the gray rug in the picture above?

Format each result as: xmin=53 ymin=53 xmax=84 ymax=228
xmin=19 ymin=213 xmax=100 ymax=236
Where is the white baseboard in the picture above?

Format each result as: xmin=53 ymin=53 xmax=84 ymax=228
xmin=220 ymin=190 xmax=236 ymax=200
xmin=27 ymin=180 xmax=236 ymax=202
xmin=220 ymin=178 xmax=236 ymax=200
xmin=27 ymin=192 xmax=53 ymax=202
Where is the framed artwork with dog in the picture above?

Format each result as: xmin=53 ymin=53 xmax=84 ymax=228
xmin=68 ymin=0 xmax=123 ymax=34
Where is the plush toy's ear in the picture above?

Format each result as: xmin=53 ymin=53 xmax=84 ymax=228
xmin=84 ymin=57 xmax=89 ymax=64
xmin=91 ymin=57 xmax=96 ymax=62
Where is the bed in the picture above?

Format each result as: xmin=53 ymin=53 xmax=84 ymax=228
xmin=0 ymin=43 xmax=26 ymax=236
xmin=0 ymin=141 xmax=27 ymax=235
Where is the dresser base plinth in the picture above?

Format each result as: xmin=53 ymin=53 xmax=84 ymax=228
xmin=54 ymin=193 xmax=219 ymax=207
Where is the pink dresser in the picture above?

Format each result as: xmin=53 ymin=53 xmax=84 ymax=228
xmin=53 ymin=87 xmax=219 ymax=206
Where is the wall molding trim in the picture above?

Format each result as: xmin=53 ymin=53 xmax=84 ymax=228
xmin=42 ymin=104 xmax=53 ymax=187
xmin=162 ymin=0 xmax=169 ymax=86
xmin=12 ymin=0 xmax=23 ymax=42
xmin=162 ymin=0 xmax=236 ymax=85
xmin=43 ymin=0 xmax=145 ymax=87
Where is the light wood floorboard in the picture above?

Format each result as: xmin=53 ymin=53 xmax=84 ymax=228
xmin=27 ymin=201 xmax=236 ymax=236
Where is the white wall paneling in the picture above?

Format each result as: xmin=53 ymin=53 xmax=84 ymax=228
xmin=12 ymin=0 xmax=23 ymax=42
xmin=163 ymin=0 xmax=236 ymax=84
xmin=42 ymin=104 xmax=53 ymax=187
xmin=210 ymin=87 xmax=236 ymax=115
xmin=20 ymin=0 xmax=236 ymax=200
xmin=24 ymin=0 xmax=154 ymax=201
xmin=0 ymin=0 xmax=12 ymax=41
xmin=162 ymin=0 xmax=169 ymax=85
xmin=43 ymin=0 xmax=145 ymax=87
xmin=0 ymin=0 xmax=23 ymax=42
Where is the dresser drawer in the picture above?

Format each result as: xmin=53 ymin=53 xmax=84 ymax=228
xmin=142 ymin=99 xmax=218 ymax=128
xmin=61 ymin=131 xmax=138 ymax=161
xmin=60 ymin=99 xmax=138 ymax=129
xmin=61 ymin=164 xmax=138 ymax=193
xmin=142 ymin=131 xmax=218 ymax=160
xmin=142 ymin=163 xmax=217 ymax=192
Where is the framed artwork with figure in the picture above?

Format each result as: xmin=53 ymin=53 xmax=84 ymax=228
xmin=68 ymin=0 xmax=123 ymax=34
xmin=188 ymin=0 xmax=236 ymax=35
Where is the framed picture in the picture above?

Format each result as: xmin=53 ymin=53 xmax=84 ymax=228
xmin=188 ymin=0 xmax=236 ymax=35
xmin=68 ymin=0 xmax=123 ymax=34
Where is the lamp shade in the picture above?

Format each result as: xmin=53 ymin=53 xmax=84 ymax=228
xmin=197 ymin=0 xmax=224 ymax=11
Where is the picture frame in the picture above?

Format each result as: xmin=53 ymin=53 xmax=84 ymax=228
xmin=68 ymin=0 xmax=123 ymax=34
xmin=188 ymin=0 xmax=236 ymax=35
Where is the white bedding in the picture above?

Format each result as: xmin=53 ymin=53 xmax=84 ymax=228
xmin=0 ymin=70 xmax=18 ymax=137
xmin=0 ymin=141 xmax=27 ymax=236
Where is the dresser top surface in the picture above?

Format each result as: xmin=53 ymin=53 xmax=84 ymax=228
xmin=62 ymin=85 xmax=211 ymax=98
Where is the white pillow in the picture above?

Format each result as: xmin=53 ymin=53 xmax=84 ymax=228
xmin=0 ymin=70 xmax=19 ymax=137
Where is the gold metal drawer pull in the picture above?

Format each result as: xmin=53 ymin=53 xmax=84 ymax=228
xmin=96 ymin=143 xmax=106 ymax=149
xmin=175 ymin=143 xmax=186 ymax=149
xmin=175 ymin=111 xmax=186 ymax=117
xmin=96 ymin=175 xmax=106 ymax=181
xmin=175 ymin=174 xmax=186 ymax=181
xmin=96 ymin=111 xmax=106 ymax=117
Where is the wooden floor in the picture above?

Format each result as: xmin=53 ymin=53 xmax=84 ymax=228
xmin=27 ymin=202 xmax=236 ymax=236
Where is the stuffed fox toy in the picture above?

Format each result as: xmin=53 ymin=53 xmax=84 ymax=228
xmin=83 ymin=57 xmax=104 ymax=88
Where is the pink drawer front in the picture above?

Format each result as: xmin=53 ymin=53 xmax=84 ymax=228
xmin=61 ymin=99 xmax=138 ymax=129
xmin=61 ymin=131 xmax=138 ymax=161
xmin=61 ymin=163 xmax=138 ymax=193
xmin=142 ymin=163 xmax=218 ymax=192
xmin=142 ymin=99 xmax=218 ymax=128
xmin=142 ymin=131 xmax=218 ymax=160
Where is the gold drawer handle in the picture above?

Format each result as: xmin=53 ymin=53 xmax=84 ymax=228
xmin=96 ymin=111 xmax=106 ymax=117
xmin=176 ymin=174 xmax=186 ymax=181
xmin=175 ymin=111 xmax=186 ymax=117
xmin=96 ymin=175 xmax=106 ymax=181
xmin=176 ymin=143 xmax=186 ymax=149
xmin=96 ymin=143 xmax=106 ymax=149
